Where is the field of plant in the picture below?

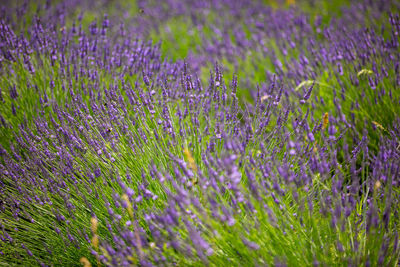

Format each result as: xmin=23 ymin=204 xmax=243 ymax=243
xmin=0 ymin=0 xmax=399 ymax=266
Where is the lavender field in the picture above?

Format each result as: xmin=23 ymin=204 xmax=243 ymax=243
xmin=0 ymin=0 xmax=399 ymax=266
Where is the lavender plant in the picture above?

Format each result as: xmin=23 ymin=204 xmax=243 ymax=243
xmin=0 ymin=0 xmax=399 ymax=266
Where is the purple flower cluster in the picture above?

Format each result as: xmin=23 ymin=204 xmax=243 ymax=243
xmin=0 ymin=0 xmax=399 ymax=266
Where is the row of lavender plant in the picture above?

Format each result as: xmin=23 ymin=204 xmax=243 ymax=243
xmin=141 ymin=0 xmax=400 ymax=153
xmin=0 ymin=0 xmax=399 ymax=266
